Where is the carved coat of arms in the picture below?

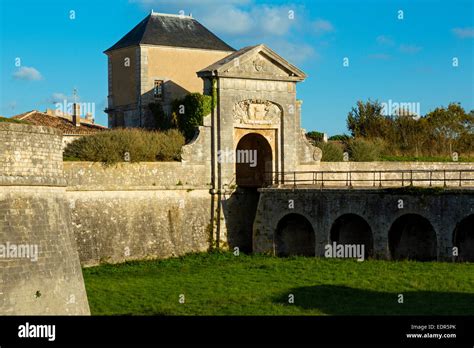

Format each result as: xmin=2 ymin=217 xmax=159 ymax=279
xmin=233 ymin=100 xmax=281 ymax=125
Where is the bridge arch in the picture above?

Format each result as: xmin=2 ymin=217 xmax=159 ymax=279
xmin=453 ymin=214 xmax=474 ymax=262
xmin=275 ymin=213 xmax=315 ymax=257
xmin=389 ymin=214 xmax=437 ymax=261
xmin=330 ymin=213 xmax=373 ymax=258
xmin=235 ymin=133 xmax=273 ymax=188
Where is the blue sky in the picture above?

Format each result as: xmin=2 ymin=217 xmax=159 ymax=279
xmin=0 ymin=0 xmax=472 ymax=135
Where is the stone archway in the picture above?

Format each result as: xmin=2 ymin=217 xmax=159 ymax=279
xmin=275 ymin=213 xmax=315 ymax=256
xmin=330 ymin=214 xmax=374 ymax=258
xmin=235 ymin=133 xmax=273 ymax=188
xmin=389 ymin=214 xmax=437 ymax=261
xmin=453 ymin=214 xmax=474 ymax=262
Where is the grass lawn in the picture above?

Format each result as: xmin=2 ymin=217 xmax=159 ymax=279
xmin=83 ymin=252 xmax=474 ymax=316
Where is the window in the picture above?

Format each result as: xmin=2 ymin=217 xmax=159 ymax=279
xmin=154 ymin=80 xmax=163 ymax=99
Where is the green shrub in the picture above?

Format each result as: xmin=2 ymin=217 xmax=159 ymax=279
xmin=347 ymin=138 xmax=381 ymax=161
xmin=64 ymin=128 xmax=185 ymax=164
xmin=316 ymin=141 xmax=344 ymax=161
xmin=0 ymin=116 xmax=29 ymax=124
xmin=172 ymin=93 xmax=213 ymax=141
xmin=328 ymin=134 xmax=350 ymax=141
xmin=306 ymin=131 xmax=325 ymax=143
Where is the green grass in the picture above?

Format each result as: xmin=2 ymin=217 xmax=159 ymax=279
xmin=83 ymin=252 xmax=474 ymax=316
xmin=0 ymin=116 xmax=29 ymax=124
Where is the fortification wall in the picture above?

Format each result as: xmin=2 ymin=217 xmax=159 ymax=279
xmin=254 ymin=187 xmax=474 ymax=261
xmin=0 ymin=123 xmax=89 ymax=315
xmin=63 ymin=162 xmax=214 ymax=266
xmin=296 ymin=162 xmax=474 ymax=187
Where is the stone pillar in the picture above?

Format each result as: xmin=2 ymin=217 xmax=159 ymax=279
xmin=0 ymin=123 xmax=90 ymax=315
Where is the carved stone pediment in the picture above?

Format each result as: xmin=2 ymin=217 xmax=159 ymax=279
xmin=233 ymin=99 xmax=281 ymax=125
xmin=228 ymin=53 xmax=290 ymax=78
xmin=198 ymin=44 xmax=306 ymax=82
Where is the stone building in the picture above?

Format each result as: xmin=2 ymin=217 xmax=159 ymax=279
xmin=106 ymin=12 xmax=321 ymax=185
xmin=104 ymin=11 xmax=235 ymax=128
xmin=104 ymin=11 xmax=322 ymax=249
xmin=183 ymin=44 xmax=321 ymax=188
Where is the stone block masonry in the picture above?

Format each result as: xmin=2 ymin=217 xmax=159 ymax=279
xmin=64 ymin=161 xmax=214 ymax=266
xmin=67 ymin=188 xmax=213 ymax=266
xmin=254 ymin=187 xmax=474 ymax=261
xmin=0 ymin=123 xmax=90 ymax=315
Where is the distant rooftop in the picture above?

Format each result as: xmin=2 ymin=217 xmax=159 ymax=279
xmin=104 ymin=12 xmax=235 ymax=53
xmin=11 ymin=110 xmax=108 ymax=135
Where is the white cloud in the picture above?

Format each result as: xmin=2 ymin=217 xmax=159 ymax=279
xmin=313 ymin=19 xmax=334 ymax=34
xmin=128 ymin=1 xmax=321 ymax=63
xmin=130 ymin=0 xmax=303 ymax=37
xmin=399 ymin=44 xmax=422 ymax=54
xmin=202 ymin=4 xmax=295 ymax=36
xmin=129 ymin=0 xmax=248 ymax=6
xmin=258 ymin=6 xmax=293 ymax=36
xmin=47 ymin=92 xmax=80 ymax=104
xmin=201 ymin=5 xmax=253 ymax=35
xmin=376 ymin=35 xmax=394 ymax=46
xmin=50 ymin=93 xmax=69 ymax=103
xmin=12 ymin=66 xmax=42 ymax=81
xmin=452 ymin=27 xmax=474 ymax=38
xmin=270 ymin=41 xmax=317 ymax=65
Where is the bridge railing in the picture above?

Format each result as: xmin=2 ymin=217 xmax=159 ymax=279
xmin=265 ymin=169 xmax=474 ymax=188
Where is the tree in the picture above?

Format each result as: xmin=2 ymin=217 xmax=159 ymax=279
xmin=306 ymin=131 xmax=325 ymax=144
xmin=425 ymin=103 xmax=470 ymax=155
xmin=346 ymin=100 xmax=389 ymax=138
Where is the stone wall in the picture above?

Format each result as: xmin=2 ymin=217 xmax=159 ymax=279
xmin=295 ymin=162 xmax=474 ymax=187
xmin=63 ymin=161 xmax=214 ymax=266
xmin=254 ymin=187 xmax=474 ymax=261
xmin=0 ymin=123 xmax=90 ymax=315
xmin=64 ymin=161 xmax=210 ymax=189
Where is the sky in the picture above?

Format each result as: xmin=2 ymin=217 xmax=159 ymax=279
xmin=0 ymin=0 xmax=473 ymax=135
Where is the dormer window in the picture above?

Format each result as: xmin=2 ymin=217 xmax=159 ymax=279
xmin=154 ymin=80 xmax=163 ymax=99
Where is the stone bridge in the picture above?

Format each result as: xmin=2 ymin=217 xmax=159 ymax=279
xmin=253 ymin=185 xmax=474 ymax=262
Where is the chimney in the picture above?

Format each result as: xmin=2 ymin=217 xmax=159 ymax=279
xmin=72 ymin=103 xmax=81 ymax=127
xmin=85 ymin=112 xmax=94 ymax=124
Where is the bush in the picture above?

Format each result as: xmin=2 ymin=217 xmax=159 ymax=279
xmin=328 ymin=134 xmax=350 ymax=141
xmin=172 ymin=93 xmax=213 ymax=141
xmin=347 ymin=138 xmax=381 ymax=161
xmin=64 ymin=128 xmax=185 ymax=164
xmin=316 ymin=141 xmax=344 ymax=161
xmin=306 ymin=131 xmax=325 ymax=143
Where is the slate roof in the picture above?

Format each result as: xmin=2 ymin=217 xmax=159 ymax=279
xmin=105 ymin=13 xmax=235 ymax=53
xmin=11 ymin=111 xmax=108 ymax=135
